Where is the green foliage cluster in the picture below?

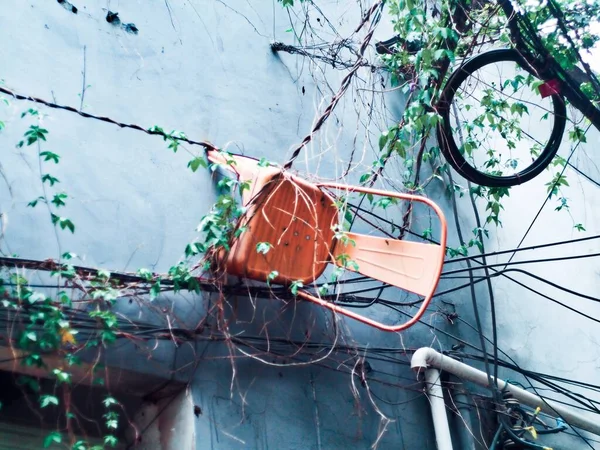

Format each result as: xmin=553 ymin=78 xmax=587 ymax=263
xmin=0 ymin=108 xmax=122 ymax=448
xmin=375 ymin=0 xmax=594 ymax=254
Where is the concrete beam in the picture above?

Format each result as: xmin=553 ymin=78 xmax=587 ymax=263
xmin=0 ymin=345 xmax=184 ymax=399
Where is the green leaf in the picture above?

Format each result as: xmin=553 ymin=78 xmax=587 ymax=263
xmin=510 ymin=102 xmax=528 ymax=117
xmin=137 ymin=268 xmax=153 ymax=281
xmin=103 ymin=396 xmax=118 ymax=408
xmin=71 ymin=440 xmax=87 ymax=450
xmin=393 ymin=140 xmax=406 ymax=159
xmin=44 ymin=432 xmax=62 ymax=448
xmin=555 ymin=196 xmax=569 ymax=211
xmin=378 ymin=132 xmax=389 ymax=151
xmin=104 ymin=435 xmax=118 ymax=447
xmin=29 ymin=292 xmax=46 ymax=304
xmin=574 ymin=223 xmax=586 ymax=232
xmin=21 ymin=108 xmax=39 ymax=118
xmin=27 ymin=196 xmax=45 ymax=208
xmin=433 ymin=26 xmax=458 ymax=41
xmin=40 ymin=395 xmax=59 ymax=408
xmin=545 ymin=173 xmax=569 ymax=198
xmin=256 ymin=242 xmax=273 ymax=254
xmin=52 ymin=217 xmax=75 ymax=233
xmin=148 ymin=125 xmax=164 ymax=134
xmin=318 ymin=283 xmax=330 ymax=296
xmin=23 ymin=125 xmax=48 ymax=145
xmin=239 ymin=180 xmax=251 ymax=195
xmin=52 ymin=369 xmax=71 ymax=384
xmin=266 ymin=271 xmax=278 ymax=286
xmin=51 ymin=193 xmax=68 ymax=208
xmin=290 ymin=280 xmax=303 ymax=296
xmin=568 ymin=127 xmax=587 ymax=143
xmin=184 ymin=243 xmax=198 ymax=257
xmin=187 ymin=157 xmax=207 ymax=172
xmin=63 ymin=219 xmax=75 ymax=233
xmin=42 ymin=174 xmax=60 ymax=186
xmin=97 ymin=269 xmax=111 ymax=280
xmin=40 ymin=151 xmax=60 ymax=164
xmin=150 ymin=281 xmax=161 ymax=300
xmin=17 ymin=375 xmax=40 ymax=392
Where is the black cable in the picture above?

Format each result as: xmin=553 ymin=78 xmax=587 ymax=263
xmin=443 ymin=251 xmax=600 ymax=276
xmin=28 ymin=300 xmax=598 ymax=422
xmin=439 ymin=267 xmax=600 ymax=324
xmin=447 ymin=94 xmax=591 ymax=446
xmin=435 ymin=36 xmax=599 ymax=450
xmin=443 ymin=267 xmax=600 ymax=303
xmin=348 ymin=202 xmax=600 ymax=270
xmin=0 ymin=87 xmax=217 ymax=152
xmin=118 ymin=326 xmax=600 ymax=419
xmin=436 ymin=49 xmax=567 ymax=187
xmin=444 ymin=234 xmax=600 ymax=265
xmin=568 ymin=162 xmax=600 ymax=189
xmin=498 ymin=102 xmax=592 ymax=270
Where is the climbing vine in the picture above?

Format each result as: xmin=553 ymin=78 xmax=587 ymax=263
xmin=0 ymin=110 xmax=122 ymax=448
xmin=0 ymin=0 xmax=598 ymax=448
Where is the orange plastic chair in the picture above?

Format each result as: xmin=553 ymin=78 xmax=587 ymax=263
xmin=206 ymin=150 xmax=447 ymax=332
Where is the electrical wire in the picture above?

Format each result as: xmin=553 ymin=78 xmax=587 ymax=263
xmin=500 ymin=98 xmax=594 ymax=271
xmin=0 ymin=87 xmax=217 ymax=152
xmin=6 ymin=300 xmax=600 ymax=433
xmin=442 ymin=251 xmax=600 ymax=276
xmin=444 ymin=234 xmax=600 ymax=265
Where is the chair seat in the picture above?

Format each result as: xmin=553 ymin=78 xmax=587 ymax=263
xmin=332 ymin=232 xmax=443 ymax=297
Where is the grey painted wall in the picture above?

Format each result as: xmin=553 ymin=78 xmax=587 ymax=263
xmin=1 ymin=1 xmax=599 ymax=449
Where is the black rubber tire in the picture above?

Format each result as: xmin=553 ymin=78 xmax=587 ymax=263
xmin=437 ymin=49 xmax=567 ymax=188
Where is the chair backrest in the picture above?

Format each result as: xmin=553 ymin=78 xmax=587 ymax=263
xmin=206 ymin=151 xmax=338 ymax=284
xmin=226 ymin=173 xmax=338 ymax=284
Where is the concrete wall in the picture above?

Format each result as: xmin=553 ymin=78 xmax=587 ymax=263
xmin=0 ymin=1 xmax=599 ymax=449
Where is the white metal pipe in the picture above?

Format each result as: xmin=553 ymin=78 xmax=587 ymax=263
xmin=449 ymin=376 xmax=477 ymax=450
xmin=411 ymin=347 xmax=600 ymax=437
xmin=425 ymin=368 xmax=454 ymax=450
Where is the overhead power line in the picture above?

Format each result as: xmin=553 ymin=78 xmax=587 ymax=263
xmin=0 ymin=86 xmax=217 ymax=151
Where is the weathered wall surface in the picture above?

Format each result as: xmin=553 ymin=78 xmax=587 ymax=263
xmin=0 ymin=1 xmax=599 ymax=449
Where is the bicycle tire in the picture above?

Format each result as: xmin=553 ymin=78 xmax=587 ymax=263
xmin=436 ymin=48 xmax=567 ymax=188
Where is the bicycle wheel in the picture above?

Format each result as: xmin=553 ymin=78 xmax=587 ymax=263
xmin=437 ymin=48 xmax=567 ymax=188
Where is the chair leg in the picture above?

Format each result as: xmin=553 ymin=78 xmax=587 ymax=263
xmin=206 ymin=150 xmax=261 ymax=184
xmin=296 ymin=290 xmax=424 ymax=332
